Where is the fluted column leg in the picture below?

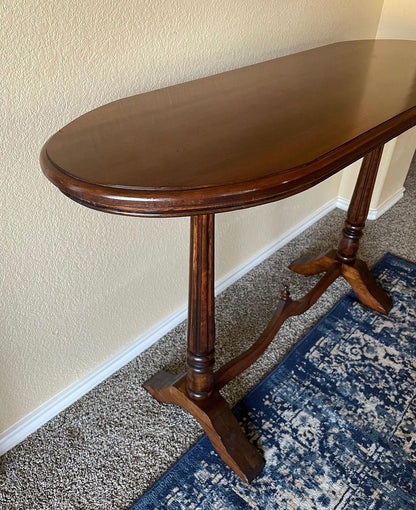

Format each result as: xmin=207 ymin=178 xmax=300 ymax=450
xmin=289 ymin=145 xmax=392 ymax=314
xmin=144 ymin=214 xmax=264 ymax=482
xmin=186 ymin=214 xmax=216 ymax=400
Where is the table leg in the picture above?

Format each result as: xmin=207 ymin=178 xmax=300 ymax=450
xmin=144 ymin=214 xmax=265 ymax=483
xmin=144 ymin=146 xmax=392 ymax=482
xmin=290 ymin=145 xmax=392 ymax=314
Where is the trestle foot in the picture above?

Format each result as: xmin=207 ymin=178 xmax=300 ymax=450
xmin=289 ymin=251 xmax=391 ymax=315
xmin=144 ymin=371 xmax=265 ymax=483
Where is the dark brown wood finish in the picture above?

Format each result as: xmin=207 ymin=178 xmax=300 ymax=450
xmin=40 ymin=40 xmax=416 ymax=482
xmin=337 ymin=146 xmax=384 ymax=265
xmin=186 ymin=214 xmax=216 ymax=400
xmin=214 ymin=266 xmax=342 ymax=391
xmin=143 ymin=371 xmax=265 ymax=483
xmin=145 ymin=213 xmax=265 ymax=482
xmin=290 ymin=146 xmax=392 ymax=315
xmin=41 ymin=40 xmax=416 ymax=217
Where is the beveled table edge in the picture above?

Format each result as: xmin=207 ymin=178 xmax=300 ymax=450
xmin=41 ymin=108 xmax=416 ymax=217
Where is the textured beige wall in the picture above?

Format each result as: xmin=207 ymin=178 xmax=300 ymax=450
xmin=377 ymin=0 xmax=416 ymax=39
xmin=338 ymin=0 xmax=416 ymax=206
xmin=376 ymin=126 xmax=416 ymax=205
xmin=376 ymin=0 xmax=416 ymax=204
xmin=1 ymin=0 xmax=384 ymax=433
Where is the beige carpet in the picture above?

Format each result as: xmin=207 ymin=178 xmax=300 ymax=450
xmin=1 ymin=156 xmax=415 ymax=509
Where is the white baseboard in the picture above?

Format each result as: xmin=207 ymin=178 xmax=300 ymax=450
xmin=215 ymin=198 xmax=338 ymax=295
xmin=336 ymin=187 xmax=405 ymax=220
xmin=0 ymin=197 xmax=338 ymax=456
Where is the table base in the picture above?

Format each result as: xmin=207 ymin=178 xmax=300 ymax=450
xmin=144 ymin=145 xmax=392 ymax=483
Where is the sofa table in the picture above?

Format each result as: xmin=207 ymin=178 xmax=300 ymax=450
xmin=41 ymin=40 xmax=416 ymax=483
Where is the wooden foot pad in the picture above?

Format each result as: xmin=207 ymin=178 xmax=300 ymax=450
xmin=289 ymin=250 xmax=392 ymax=315
xmin=143 ymin=371 xmax=265 ymax=483
xmin=289 ymin=249 xmax=338 ymax=276
xmin=341 ymin=258 xmax=392 ymax=314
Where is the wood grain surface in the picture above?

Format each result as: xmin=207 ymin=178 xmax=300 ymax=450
xmin=41 ymin=40 xmax=416 ymax=216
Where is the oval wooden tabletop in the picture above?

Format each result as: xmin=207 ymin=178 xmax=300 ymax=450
xmin=41 ymin=40 xmax=416 ymax=217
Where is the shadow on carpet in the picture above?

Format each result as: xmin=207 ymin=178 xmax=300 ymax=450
xmin=130 ymin=253 xmax=416 ymax=510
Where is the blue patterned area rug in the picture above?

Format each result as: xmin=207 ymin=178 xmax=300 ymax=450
xmin=131 ymin=253 xmax=416 ymax=509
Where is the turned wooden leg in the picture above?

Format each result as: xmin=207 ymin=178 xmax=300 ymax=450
xmin=336 ymin=146 xmax=392 ymax=313
xmin=186 ymin=214 xmax=216 ymax=400
xmin=144 ymin=214 xmax=264 ymax=483
xmin=290 ymin=146 xmax=392 ymax=315
xmin=336 ymin=146 xmax=384 ymax=265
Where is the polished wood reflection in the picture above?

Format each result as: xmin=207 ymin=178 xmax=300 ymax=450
xmin=40 ymin=40 xmax=416 ymax=482
xmin=41 ymin=40 xmax=416 ymax=217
